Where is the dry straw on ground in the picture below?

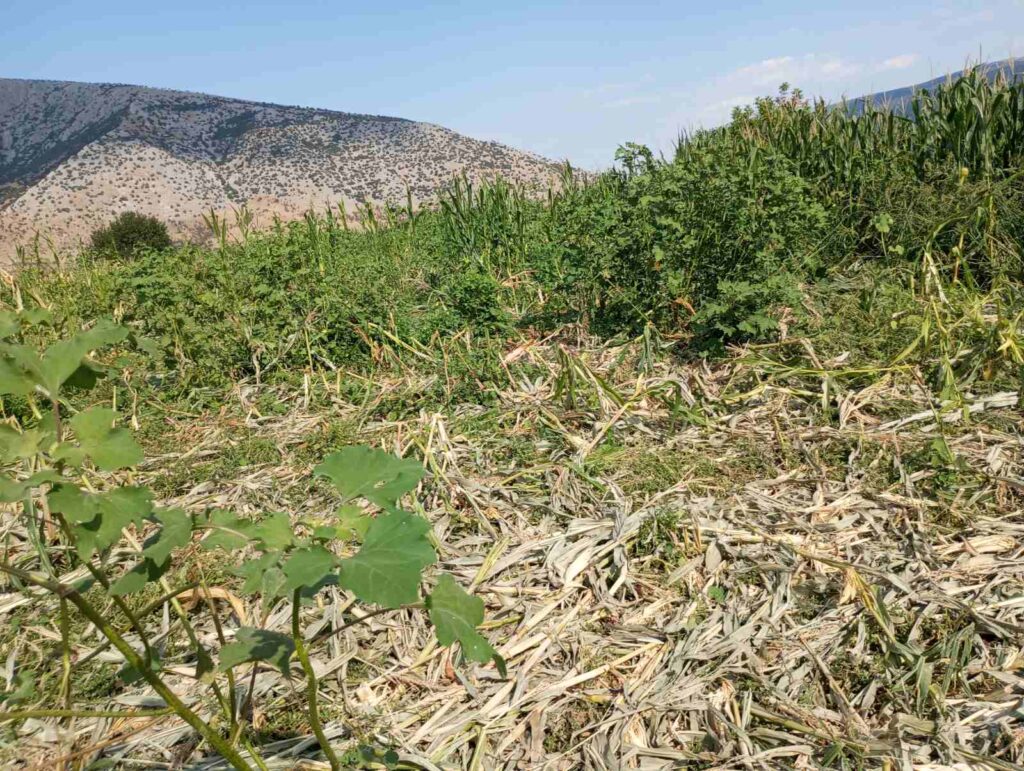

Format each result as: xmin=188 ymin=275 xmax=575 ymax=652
xmin=2 ymin=333 xmax=1022 ymax=769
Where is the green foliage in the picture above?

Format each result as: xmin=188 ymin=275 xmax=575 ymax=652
xmin=427 ymin=574 xmax=504 ymax=673
xmin=90 ymin=211 xmax=172 ymax=259
xmin=0 ymin=325 xmax=502 ymax=771
xmin=219 ymin=628 xmax=295 ymax=677
xmin=336 ymin=510 xmax=436 ymax=607
xmin=694 ymin=272 xmax=804 ymax=345
xmin=56 ymin=407 xmax=143 ymax=470
xmin=314 ymin=445 xmax=424 ymax=510
xmin=547 ymin=135 xmax=827 ymax=344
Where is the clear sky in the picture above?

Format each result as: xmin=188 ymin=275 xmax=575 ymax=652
xmin=3 ymin=1 xmax=1022 ymax=168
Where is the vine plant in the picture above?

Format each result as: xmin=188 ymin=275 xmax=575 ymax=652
xmin=0 ymin=311 xmax=503 ymax=770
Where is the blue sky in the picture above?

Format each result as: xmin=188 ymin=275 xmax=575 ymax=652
xmin=2 ymin=1 xmax=1022 ymax=168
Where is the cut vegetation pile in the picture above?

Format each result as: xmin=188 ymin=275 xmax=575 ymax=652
xmin=1 ymin=65 xmax=1023 ymax=769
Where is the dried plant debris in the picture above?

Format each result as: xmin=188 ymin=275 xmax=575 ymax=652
xmin=1 ymin=335 xmax=1022 ymax=770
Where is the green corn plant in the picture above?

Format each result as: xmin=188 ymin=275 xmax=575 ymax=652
xmin=0 ymin=313 xmax=503 ymax=770
xmin=439 ymin=174 xmax=534 ymax=275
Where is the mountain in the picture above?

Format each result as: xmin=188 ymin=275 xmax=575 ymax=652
xmin=0 ymin=78 xmax=561 ymax=259
xmin=847 ymin=57 xmax=1024 ymax=114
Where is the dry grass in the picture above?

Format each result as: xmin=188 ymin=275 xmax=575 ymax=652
xmin=2 ymin=332 xmax=1022 ymax=770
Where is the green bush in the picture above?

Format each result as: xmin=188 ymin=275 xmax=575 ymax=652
xmin=546 ymin=137 xmax=828 ymax=344
xmin=91 ymin=211 xmax=172 ymax=258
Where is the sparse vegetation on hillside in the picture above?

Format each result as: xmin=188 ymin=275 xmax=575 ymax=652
xmin=0 ymin=78 xmax=561 ymax=260
xmin=1 ymin=68 xmax=1023 ymax=769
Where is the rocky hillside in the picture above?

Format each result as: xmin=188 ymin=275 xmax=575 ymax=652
xmin=0 ymin=78 xmax=561 ymax=259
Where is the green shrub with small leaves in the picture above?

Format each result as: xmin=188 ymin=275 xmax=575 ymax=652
xmin=90 ymin=211 xmax=172 ymax=259
xmin=0 ymin=315 xmax=501 ymax=770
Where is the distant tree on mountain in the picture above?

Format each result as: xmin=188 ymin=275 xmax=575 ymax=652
xmin=90 ymin=211 xmax=171 ymax=258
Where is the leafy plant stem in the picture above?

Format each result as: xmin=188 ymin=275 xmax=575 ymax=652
xmin=75 ymin=582 xmax=200 ymax=667
xmin=52 ymin=511 xmax=159 ymax=666
xmin=0 ymin=562 xmax=254 ymax=771
xmin=200 ymin=577 xmax=239 ymax=737
xmin=291 ymin=589 xmax=341 ymax=771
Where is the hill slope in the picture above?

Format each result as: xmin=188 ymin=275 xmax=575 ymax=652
xmin=0 ymin=78 xmax=560 ymax=258
xmin=847 ymin=56 xmax=1024 ymax=113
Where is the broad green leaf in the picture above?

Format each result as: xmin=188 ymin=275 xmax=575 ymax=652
xmin=48 ymin=484 xmax=99 ymax=524
xmin=0 ymin=312 xmax=18 ymax=339
xmin=427 ymin=574 xmax=503 ymax=672
xmin=63 ymin=362 xmax=105 ymax=391
xmin=195 ymin=642 xmax=215 ymax=682
xmin=0 ymin=424 xmax=51 ymax=462
xmin=118 ymin=652 xmax=161 ymax=684
xmin=281 ymin=546 xmax=337 ymax=594
xmin=19 ymin=308 xmax=53 ymax=326
xmin=66 ymin=407 xmax=142 ymax=471
xmin=337 ymin=510 xmax=435 ymax=608
xmin=0 ymin=475 xmax=26 ymax=503
xmin=37 ymin=321 xmax=127 ymax=396
xmin=0 ymin=471 xmax=60 ymax=503
xmin=200 ymin=510 xmax=256 ymax=551
xmin=142 ymin=508 xmax=192 ymax=564
xmin=335 ymin=504 xmax=372 ymax=541
xmin=252 ymin=512 xmax=293 ymax=550
xmin=315 ymin=446 xmax=425 ymax=509
xmin=219 ymin=627 xmax=294 ymax=677
xmin=109 ymin=557 xmax=169 ymax=595
xmin=236 ymin=552 xmax=281 ymax=594
xmin=0 ymin=352 xmax=37 ymax=396
xmin=58 ymin=486 xmax=154 ymax=559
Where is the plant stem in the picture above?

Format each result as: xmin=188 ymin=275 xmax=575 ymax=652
xmin=291 ymin=589 xmax=340 ymax=771
xmin=76 ymin=582 xmax=200 ymax=667
xmin=60 ymin=523 xmax=160 ymax=666
xmin=200 ymin=577 xmax=239 ymax=738
xmin=0 ymin=563 xmax=254 ymax=771
xmin=59 ymin=598 xmax=71 ymax=714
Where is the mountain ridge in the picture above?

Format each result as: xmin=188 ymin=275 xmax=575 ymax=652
xmin=0 ymin=77 xmax=560 ymax=259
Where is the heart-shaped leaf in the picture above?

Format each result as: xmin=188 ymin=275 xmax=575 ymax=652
xmin=427 ymin=574 xmax=504 ymax=674
xmin=0 ymin=425 xmax=52 ymax=462
xmin=0 ymin=471 xmax=60 ymax=503
xmin=337 ymin=510 xmax=435 ymax=608
xmin=315 ymin=446 xmax=424 ymax=510
xmin=219 ymin=627 xmax=295 ymax=677
xmin=335 ymin=503 xmax=372 ymax=541
xmin=236 ymin=552 xmax=281 ymax=594
xmin=36 ymin=321 xmax=127 ymax=396
xmin=0 ymin=349 xmax=40 ymax=396
xmin=252 ymin=512 xmax=293 ymax=551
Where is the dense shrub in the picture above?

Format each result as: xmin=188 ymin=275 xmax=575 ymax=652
xmin=91 ymin=211 xmax=172 ymax=258
xmin=546 ymin=138 xmax=828 ymax=342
